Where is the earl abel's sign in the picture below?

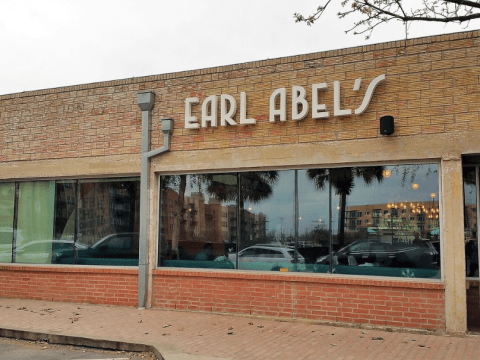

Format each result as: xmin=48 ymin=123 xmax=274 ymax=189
xmin=184 ymin=74 xmax=385 ymax=129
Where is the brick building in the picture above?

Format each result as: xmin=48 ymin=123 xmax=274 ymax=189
xmin=1 ymin=30 xmax=480 ymax=333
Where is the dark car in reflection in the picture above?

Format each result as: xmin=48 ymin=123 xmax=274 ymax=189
xmin=316 ymin=240 xmax=439 ymax=269
xmin=87 ymin=233 xmax=139 ymax=259
xmin=55 ymin=233 xmax=139 ymax=265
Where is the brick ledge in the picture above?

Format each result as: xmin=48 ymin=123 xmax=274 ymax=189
xmin=153 ymin=268 xmax=444 ymax=290
xmin=0 ymin=264 xmax=138 ymax=275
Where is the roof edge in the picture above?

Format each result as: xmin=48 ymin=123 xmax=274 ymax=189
xmin=2 ymin=29 xmax=479 ymax=100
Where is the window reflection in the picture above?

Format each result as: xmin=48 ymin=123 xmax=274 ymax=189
xmin=159 ymin=164 xmax=441 ymax=278
xmin=0 ymin=178 xmax=140 ymax=266
xmin=16 ymin=181 xmax=56 ymax=264
xmin=464 ymin=167 xmax=478 ymax=278
xmin=74 ymin=179 xmax=140 ymax=265
xmin=159 ymin=174 xmax=237 ymax=269
xmin=239 ymin=170 xmax=296 ymax=271
xmin=320 ymin=164 xmax=440 ymax=278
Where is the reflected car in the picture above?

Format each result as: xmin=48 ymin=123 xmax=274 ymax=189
xmin=0 ymin=240 xmax=87 ymax=264
xmin=228 ymin=244 xmax=305 ymax=264
xmin=52 ymin=233 xmax=139 ymax=265
xmin=86 ymin=233 xmax=139 ymax=259
xmin=316 ymin=240 xmax=438 ymax=269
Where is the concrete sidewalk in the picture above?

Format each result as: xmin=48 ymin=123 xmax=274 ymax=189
xmin=0 ymin=298 xmax=478 ymax=360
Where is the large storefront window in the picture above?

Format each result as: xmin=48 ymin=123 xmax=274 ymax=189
xmin=0 ymin=177 xmax=140 ymax=266
xmin=159 ymin=164 xmax=440 ymax=279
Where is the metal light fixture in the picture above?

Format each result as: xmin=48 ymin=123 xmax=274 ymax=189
xmin=380 ymin=115 xmax=394 ymax=135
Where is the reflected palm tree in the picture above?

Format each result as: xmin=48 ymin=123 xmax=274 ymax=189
xmin=307 ymin=167 xmax=384 ymax=247
xmin=204 ymin=171 xmax=279 ymax=249
xmin=162 ymin=172 xmax=279 ymax=258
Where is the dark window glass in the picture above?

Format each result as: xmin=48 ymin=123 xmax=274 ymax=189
xmin=51 ymin=180 xmax=76 ymax=264
xmin=159 ymin=174 xmax=237 ymax=269
xmin=464 ymin=167 xmax=478 ymax=278
xmin=158 ymin=164 xmax=440 ymax=278
xmin=74 ymin=178 xmax=140 ymax=266
xmin=0 ymin=178 xmax=140 ymax=266
xmin=338 ymin=164 xmax=440 ymax=278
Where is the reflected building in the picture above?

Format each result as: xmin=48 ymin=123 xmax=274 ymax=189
xmin=160 ymin=188 xmax=266 ymax=255
xmin=345 ymin=201 xmax=440 ymax=238
xmin=77 ymin=182 xmax=140 ymax=245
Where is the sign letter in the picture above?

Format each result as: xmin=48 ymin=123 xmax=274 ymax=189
xmin=355 ymin=74 xmax=386 ymax=115
xmin=240 ymin=92 xmax=255 ymax=125
xmin=185 ymin=97 xmax=200 ymax=129
xmin=269 ymin=88 xmax=286 ymax=122
xmin=221 ymin=94 xmax=237 ymax=126
xmin=312 ymin=83 xmax=329 ymax=119
xmin=202 ymin=95 xmax=218 ymax=127
xmin=333 ymin=81 xmax=352 ymax=117
xmin=292 ymin=86 xmax=309 ymax=121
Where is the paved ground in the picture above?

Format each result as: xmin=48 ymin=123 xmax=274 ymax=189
xmin=0 ymin=298 xmax=479 ymax=360
xmin=0 ymin=337 xmax=156 ymax=360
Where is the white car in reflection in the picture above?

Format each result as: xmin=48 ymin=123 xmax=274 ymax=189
xmin=228 ymin=244 xmax=305 ymax=264
xmin=0 ymin=240 xmax=87 ymax=264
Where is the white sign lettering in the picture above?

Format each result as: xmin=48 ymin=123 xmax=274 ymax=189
xmin=184 ymin=74 xmax=385 ymax=128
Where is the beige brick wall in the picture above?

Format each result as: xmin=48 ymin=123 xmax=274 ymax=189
xmin=0 ymin=30 xmax=479 ymax=164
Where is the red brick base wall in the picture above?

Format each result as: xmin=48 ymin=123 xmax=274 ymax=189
xmin=0 ymin=265 xmax=446 ymax=330
xmin=152 ymin=269 xmax=445 ymax=331
xmin=0 ymin=265 xmax=138 ymax=306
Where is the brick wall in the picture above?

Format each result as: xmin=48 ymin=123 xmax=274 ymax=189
xmin=152 ymin=270 xmax=445 ymax=331
xmin=0 ymin=31 xmax=479 ymax=162
xmin=0 ymin=265 xmax=138 ymax=306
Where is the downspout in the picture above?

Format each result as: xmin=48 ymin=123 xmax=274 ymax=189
xmin=137 ymin=91 xmax=173 ymax=309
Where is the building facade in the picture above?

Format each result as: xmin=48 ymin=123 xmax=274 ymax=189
xmin=1 ymin=30 xmax=480 ymax=333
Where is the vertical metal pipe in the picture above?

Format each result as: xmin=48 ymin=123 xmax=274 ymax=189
xmin=137 ymin=92 xmax=155 ymax=309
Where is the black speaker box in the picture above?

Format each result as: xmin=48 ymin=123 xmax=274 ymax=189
xmin=380 ymin=116 xmax=394 ymax=135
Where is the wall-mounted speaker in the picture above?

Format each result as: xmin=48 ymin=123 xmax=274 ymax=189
xmin=380 ymin=115 xmax=394 ymax=135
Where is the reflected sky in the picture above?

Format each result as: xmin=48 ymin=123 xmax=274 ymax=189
xmin=166 ymin=164 xmax=439 ymax=237
xmin=244 ymin=164 xmax=439 ymax=236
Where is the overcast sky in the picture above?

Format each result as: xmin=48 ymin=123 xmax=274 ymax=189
xmin=0 ymin=0 xmax=477 ymax=96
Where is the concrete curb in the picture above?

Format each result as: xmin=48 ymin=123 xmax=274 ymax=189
xmin=0 ymin=327 xmax=164 ymax=360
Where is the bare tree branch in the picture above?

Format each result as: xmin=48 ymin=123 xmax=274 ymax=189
xmin=294 ymin=0 xmax=480 ymax=38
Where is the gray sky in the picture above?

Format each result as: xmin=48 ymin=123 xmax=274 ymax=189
xmin=1 ymin=0 xmax=475 ymax=96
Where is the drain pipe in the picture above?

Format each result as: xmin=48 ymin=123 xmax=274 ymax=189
xmin=137 ymin=91 xmax=173 ymax=309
